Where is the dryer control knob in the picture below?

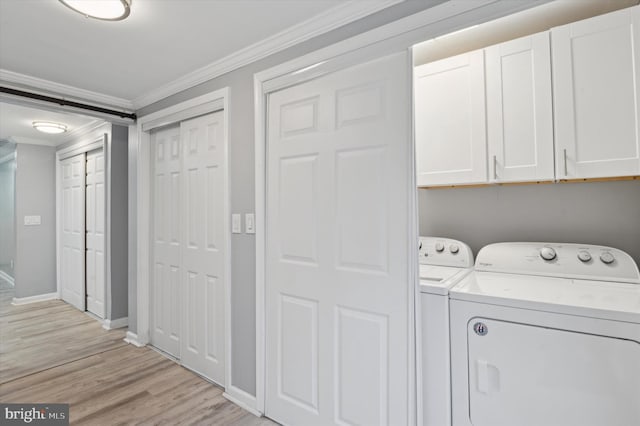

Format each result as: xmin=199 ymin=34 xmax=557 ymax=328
xmin=435 ymin=242 xmax=445 ymax=252
xmin=450 ymin=244 xmax=460 ymax=254
xmin=577 ymin=250 xmax=592 ymax=263
xmin=540 ymin=247 xmax=557 ymax=261
xmin=600 ymin=251 xmax=615 ymax=265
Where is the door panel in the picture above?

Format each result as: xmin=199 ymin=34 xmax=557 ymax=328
xmin=150 ymin=126 xmax=181 ymax=357
xmin=467 ymin=318 xmax=640 ymax=426
xmin=486 ymin=32 xmax=554 ymax=182
xmin=266 ymin=52 xmax=412 ymax=425
xmin=61 ymin=154 xmax=85 ymax=310
xmin=179 ymin=112 xmax=226 ymax=385
xmin=85 ymin=149 xmax=105 ymax=318
xmin=552 ymin=7 xmax=640 ymax=178
xmin=414 ymin=50 xmax=487 ymax=186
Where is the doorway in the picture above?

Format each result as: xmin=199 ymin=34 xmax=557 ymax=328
xmin=146 ymin=109 xmax=228 ymax=386
xmin=59 ymin=146 xmax=106 ymax=319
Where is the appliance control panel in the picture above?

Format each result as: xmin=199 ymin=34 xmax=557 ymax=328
xmin=475 ymin=242 xmax=640 ymax=284
xmin=419 ymin=237 xmax=474 ymax=268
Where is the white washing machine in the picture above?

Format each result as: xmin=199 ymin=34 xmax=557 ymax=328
xmin=449 ymin=242 xmax=640 ymax=426
xmin=418 ymin=237 xmax=474 ymax=426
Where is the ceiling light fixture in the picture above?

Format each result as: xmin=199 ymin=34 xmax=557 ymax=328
xmin=32 ymin=121 xmax=68 ymax=134
xmin=59 ymin=0 xmax=132 ymax=21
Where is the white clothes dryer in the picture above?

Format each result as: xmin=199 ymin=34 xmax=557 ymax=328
xmin=449 ymin=242 xmax=640 ymax=426
xmin=418 ymin=237 xmax=474 ymax=426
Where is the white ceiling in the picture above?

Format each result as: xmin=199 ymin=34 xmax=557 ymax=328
xmin=0 ymin=102 xmax=98 ymax=146
xmin=0 ymin=0 xmax=390 ymax=105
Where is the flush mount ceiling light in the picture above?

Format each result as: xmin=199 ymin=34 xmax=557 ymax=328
xmin=59 ymin=0 xmax=132 ymax=21
xmin=32 ymin=121 xmax=68 ymax=134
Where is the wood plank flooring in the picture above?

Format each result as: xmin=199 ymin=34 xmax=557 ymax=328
xmin=0 ymin=279 xmax=275 ymax=425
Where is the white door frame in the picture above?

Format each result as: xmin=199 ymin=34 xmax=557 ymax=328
xmin=134 ymin=88 xmax=232 ymax=388
xmin=56 ymin=126 xmax=108 ymax=319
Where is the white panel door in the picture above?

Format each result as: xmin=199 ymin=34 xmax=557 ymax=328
xmin=486 ymin=32 xmax=554 ymax=183
xmin=266 ymin=52 xmax=412 ymax=426
xmin=179 ymin=112 xmax=226 ymax=385
xmin=414 ymin=50 xmax=487 ymax=186
xmin=553 ymin=6 xmax=640 ymax=179
xmin=85 ymin=149 xmax=106 ymax=318
xmin=61 ymin=154 xmax=85 ymax=310
xmin=151 ymin=125 xmax=182 ymax=357
xmin=466 ymin=318 xmax=640 ymax=426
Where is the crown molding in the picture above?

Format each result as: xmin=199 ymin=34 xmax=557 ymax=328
xmin=0 ymin=69 xmax=134 ymax=111
xmin=132 ymin=0 xmax=403 ymax=109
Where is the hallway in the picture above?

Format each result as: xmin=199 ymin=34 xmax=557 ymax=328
xmin=0 ymin=279 xmax=274 ymax=425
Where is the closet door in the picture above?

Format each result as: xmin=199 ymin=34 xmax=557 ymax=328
xmin=179 ymin=112 xmax=226 ymax=385
xmin=61 ymin=154 xmax=85 ymax=310
xmin=150 ymin=126 xmax=182 ymax=357
xmin=85 ymin=149 xmax=106 ymax=318
xmin=266 ymin=52 xmax=412 ymax=425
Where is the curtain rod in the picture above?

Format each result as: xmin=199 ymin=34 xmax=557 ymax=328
xmin=0 ymin=86 xmax=137 ymax=120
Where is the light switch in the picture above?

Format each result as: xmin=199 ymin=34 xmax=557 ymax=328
xmin=245 ymin=213 xmax=255 ymax=234
xmin=24 ymin=215 xmax=41 ymax=226
xmin=231 ymin=214 xmax=241 ymax=234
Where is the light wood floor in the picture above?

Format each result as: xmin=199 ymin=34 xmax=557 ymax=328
xmin=0 ymin=279 xmax=275 ymax=425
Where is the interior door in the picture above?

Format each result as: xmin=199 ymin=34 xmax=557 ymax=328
xmin=151 ymin=125 xmax=182 ymax=357
xmin=179 ymin=112 xmax=226 ymax=385
xmin=266 ymin=52 xmax=412 ymax=425
xmin=61 ymin=154 xmax=86 ymax=310
xmin=85 ymin=149 xmax=106 ymax=318
xmin=466 ymin=318 xmax=640 ymax=426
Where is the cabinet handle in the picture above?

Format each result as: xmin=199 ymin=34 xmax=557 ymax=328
xmin=563 ymin=149 xmax=568 ymax=177
xmin=493 ymin=155 xmax=498 ymax=180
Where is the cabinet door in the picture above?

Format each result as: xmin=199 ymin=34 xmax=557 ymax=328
xmin=552 ymin=6 xmax=640 ymax=179
xmin=486 ymin=32 xmax=554 ymax=183
xmin=415 ymin=50 xmax=487 ymax=186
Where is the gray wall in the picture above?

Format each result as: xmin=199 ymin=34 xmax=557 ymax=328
xmin=0 ymin=155 xmax=16 ymax=277
xmin=15 ymin=144 xmax=56 ymax=298
xmin=135 ymin=0 xmax=554 ymax=396
xmin=109 ymin=125 xmax=129 ymax=320
xmin=419 ymin=181 xmax=640 ymax=264
xmin=137 ymin=0 xmax=451 ymax=396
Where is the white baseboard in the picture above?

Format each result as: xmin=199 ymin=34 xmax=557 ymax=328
xmin=124 ymin=331 xmax=146 ymax=347
xmin=223 ymin=387 xmax=262 ymax=417
xmin=102 ymin=317 xmax=128 ymax=330
xmin=0 ymin=270 xmax=14 ymax=286
xmin=11 ymin=292 xmax=58 ymax=305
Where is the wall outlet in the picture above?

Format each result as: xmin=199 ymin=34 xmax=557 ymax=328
xmin=231 ymin=214 xmax=242 ymax=234
xmin=245 ymin=213 xmax=255 ymax=234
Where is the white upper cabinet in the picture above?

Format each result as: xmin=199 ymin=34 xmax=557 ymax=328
xmin=415 ymin=50 xmax=487 ymax=186
xmin=552 ymin=6 xmax=640 ymax=179
xmin=486 ymin=32 xmax=554 ymax=183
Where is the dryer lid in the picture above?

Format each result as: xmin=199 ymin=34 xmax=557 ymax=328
xmin=450 ymin=271 xmax=640 ymax=323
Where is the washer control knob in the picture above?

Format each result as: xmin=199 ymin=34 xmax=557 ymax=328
xmin=540 ymin=247 xmax=557 ymax=261
xmin=600 ymin=251 xmax=615 ymax=265
xmin=450 ymin=244 xmax=460 ymax=254
xmin=577 ymin=250 xmax=592 ymax=263
xmin=435 ymin=242 xmax=445 ymax=252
